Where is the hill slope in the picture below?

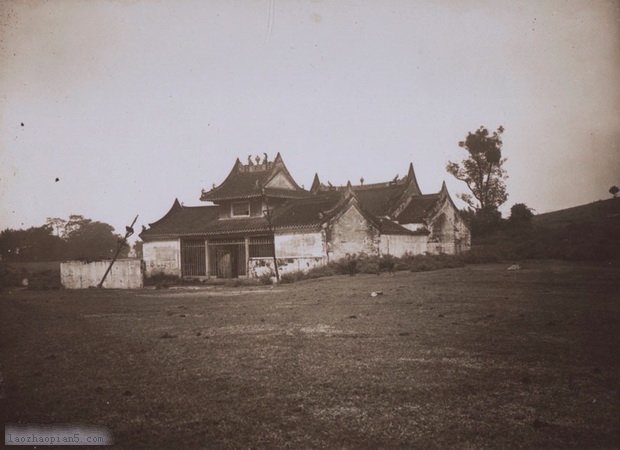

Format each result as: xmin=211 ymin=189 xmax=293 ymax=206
xmin=533 ymin=197 xmax=620 ymax=229
xmin=473 ymin=198 xmax=620 ymax=261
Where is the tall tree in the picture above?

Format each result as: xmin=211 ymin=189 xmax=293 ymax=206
xmin=45 ymin=217 xmax=66 ymax=237
xmin=1 ymin=216 xmax=129 ymax=262
xmin=446 ymin=125 xmax=508 ymax=213
xmin=64 ymin=214 xmax=89 ymax=237
xmin=64 ymin=217 xmax=128 ymax=260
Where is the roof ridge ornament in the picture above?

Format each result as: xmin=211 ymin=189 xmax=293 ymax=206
xmin=310 ymin=173 xmax=321 ymax=194
xmin=405 ymin=163 xmax=422 ymax=195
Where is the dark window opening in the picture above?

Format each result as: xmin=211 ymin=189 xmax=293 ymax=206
xmin=232 ymin=202 xmax=250 ymax=217
xmin=249 ymin=236 xmax=274 ymax=258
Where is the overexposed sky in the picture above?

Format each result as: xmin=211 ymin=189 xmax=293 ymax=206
xmin=1 ymin=0 xmax=619 ymax=238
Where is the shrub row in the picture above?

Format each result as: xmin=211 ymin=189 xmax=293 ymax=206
xmin=279 ymin=253 xmax=474 ymax=284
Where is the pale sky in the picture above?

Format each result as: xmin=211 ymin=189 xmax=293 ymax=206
xmin=1 ymin=0 xmax=619 ymax=240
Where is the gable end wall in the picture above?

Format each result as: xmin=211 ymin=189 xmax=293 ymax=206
xmin=328 ymin=205 xmax=379 ymax=259
xmin=426 ymin=198 xmax=471 ymax=254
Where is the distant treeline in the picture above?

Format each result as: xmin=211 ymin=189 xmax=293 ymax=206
xmin=0 ymin=215 xmax=131 ymax=262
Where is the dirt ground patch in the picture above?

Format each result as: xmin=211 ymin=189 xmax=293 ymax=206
xmin=1 ymin=261 xmax=619 ymax=448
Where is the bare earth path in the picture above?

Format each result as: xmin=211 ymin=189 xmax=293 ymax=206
xmin=1 ymin=261 xmax=619 ymax=448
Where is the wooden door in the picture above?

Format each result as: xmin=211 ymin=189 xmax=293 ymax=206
xmin=216 ymin=249 xmax=232 ymax=278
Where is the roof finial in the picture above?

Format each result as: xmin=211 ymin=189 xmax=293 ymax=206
xmin=233 ymin=157 xmax=242 ymax=171
xmin=255 ymin=155 xmax=261 ymax=165
xmin=247 ymin=155 xmax=254 ymax=166
xmin=360 ymin=177 xmax=364 ymax=185
xmin=263 ymin=152 xmax=269 ymax=164
xmin=406 ymin=163 xmax=422 ymax=195
xmin=345 ymin=180 xmax=356 ymax=198
xmin=311 ymin=173 xmax=321 ymax=193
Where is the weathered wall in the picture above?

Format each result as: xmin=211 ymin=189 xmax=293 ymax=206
xmin=248 ymin=256 xmax=325 ymax=277
xmin=143 ymin=239 xmax=181 ymax=277
xmin=328 ymin=205 xmax=379 ymax=260
xmin=275 ymin=232 xmax=325 ymax=258
xmin=61 ymin=259 xmax=143 ymax=289
xmin=379 ymin=234 xmax=429 ymax=256
xmin=248 ymin=232 xmax=326 ymax=277
xmin=426 ymin=198 xmax=471 ymax=254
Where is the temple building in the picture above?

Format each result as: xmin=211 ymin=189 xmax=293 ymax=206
xmin=140 ymin=153 xmax=470 ymax=278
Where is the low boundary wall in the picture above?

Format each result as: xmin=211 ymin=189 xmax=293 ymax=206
xmin=60 ymin=259 xmax=143 ymax=289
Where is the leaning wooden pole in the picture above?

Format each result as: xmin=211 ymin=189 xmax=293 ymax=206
xmin=98 ymin=215 xmax=138 ymax=288
xmin=261 ymin=188 xmax=280 ymax=282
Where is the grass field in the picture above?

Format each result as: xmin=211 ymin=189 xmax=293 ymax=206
xmin=1 ymin=261 xmax=619 ymax=448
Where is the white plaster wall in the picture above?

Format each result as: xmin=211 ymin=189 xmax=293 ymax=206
xmin=143 ymin=239 xmax=181 ymax=277
xmin=379 ymin=234 xmax=429 ymax=257
xmin=427 ymin=198 xmax=471 ymax=254
xmin=329 ymin=206 xmax=379 ymax=260
xmin=275 ymin=232 xmax=325 ymax=258
xmin=248 ymin=256 xmax=325 ymax=277
xmin=61 ymin=259 xmax=143 ymax=289
xmin=245 ymin=232 xmax=327 ymax=278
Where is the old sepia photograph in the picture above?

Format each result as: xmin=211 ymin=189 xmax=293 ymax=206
xmin=1 ymin=0 xmax=619 ymax=448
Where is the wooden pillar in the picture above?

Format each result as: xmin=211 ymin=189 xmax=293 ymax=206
xmin=176 ymin=238 xmax=182 ymax=277
xmin=204 ymin=238 xmax=209 ymax=278
xmin=244 ymin=237 xmax=250 ymax=278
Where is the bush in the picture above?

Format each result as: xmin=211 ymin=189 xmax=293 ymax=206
xmin=305 ymin=265 xmax=337 ymax=279
xmin=332 ymin=257 xmax=359 ymax=276
xmin=356 ymin=255 xmax=380 ymax=274
xmin=280 ymin=271 xmax=306 ymax=284
xmin=268 ymin=253 xmax=475 ymax=284
xmin=258 ymin=272 xmax=273 ymax=285
xmin=378 ymin=254 xmax=397 ymax=272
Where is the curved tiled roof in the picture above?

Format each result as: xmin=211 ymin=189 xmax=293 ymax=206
xmin=353 ymin=184 xmax=406 ymax=216
xmin=396 ymin=194 xmax=441 ymax=223
xmin=200 ymin=154 xmax=308 ymax=202
xmin=140 ymin=201 xmax=220 ymax=238
xmin=271 ymin=195 xmax=340 ymax=229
